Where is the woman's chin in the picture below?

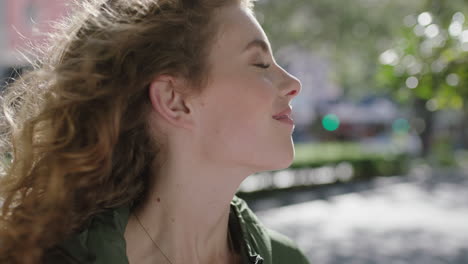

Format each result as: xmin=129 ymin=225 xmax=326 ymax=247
xmin=246 ymin=145 xmax=295 ymax=172
xmin=268 ymin=152 xmax=295 ymax=171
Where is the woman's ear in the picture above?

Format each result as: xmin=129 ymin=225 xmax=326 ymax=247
xmin=148 ymin=75 xmax=195 ymax=130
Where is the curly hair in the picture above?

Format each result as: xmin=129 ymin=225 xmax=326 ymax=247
xmin=0 ymin=0 xmax=255 ymax=263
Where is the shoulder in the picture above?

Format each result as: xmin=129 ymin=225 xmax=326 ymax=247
xmin=43 ymin=247 xmax=84 ymax=264
xmin=231 ymin=196 xmax=310 ymax=264
xmin=43 ymin=205 xmax=131 ymax=264
xmin=266 ymin=228 xmax=310 ymax=264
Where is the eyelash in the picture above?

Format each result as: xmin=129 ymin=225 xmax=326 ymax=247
xmin=254 ymin=63 xmax=271 ymax=69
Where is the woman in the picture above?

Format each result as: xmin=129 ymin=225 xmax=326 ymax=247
xmin=0 ymin=0 xmax=308 ymax=263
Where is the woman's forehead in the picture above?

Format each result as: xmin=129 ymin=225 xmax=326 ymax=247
xmin=213 ymin=5 xmax=269 ymax=54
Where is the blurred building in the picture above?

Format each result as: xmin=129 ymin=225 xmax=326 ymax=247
xmin=276 ymin=46 xmax=342 ymax=127
xmin=316 ymin=97 xmax=399 ymax=140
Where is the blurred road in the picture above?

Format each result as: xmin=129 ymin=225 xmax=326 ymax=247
xmin=256 ymin=166 xmax=468 ymax=264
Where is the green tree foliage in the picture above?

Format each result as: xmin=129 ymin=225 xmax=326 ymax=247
xmin=376 ymin=0 xmax=468 ymax=154
xmin=255 ymin=0 xmax=425 ymax=98
xmin=377 ymin=6 xmax=468 ymax=109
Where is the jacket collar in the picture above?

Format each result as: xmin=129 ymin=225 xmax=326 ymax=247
xmin=58 ymin=196 xmax=270 ymax=264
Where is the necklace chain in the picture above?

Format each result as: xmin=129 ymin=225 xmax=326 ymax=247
xmin=133 ymin=212 xmax=235 ymax=264
xmin=134 ymin=212 xmax=174 ymax=264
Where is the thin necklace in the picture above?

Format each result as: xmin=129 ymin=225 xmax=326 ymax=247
xmin=133 ymin=212 xmax=236 ymax=264
xmin=133 ymin=212 xmax=174 ymax=264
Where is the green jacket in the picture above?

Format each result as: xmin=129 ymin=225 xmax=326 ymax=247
xmin=44 ymin=196 xmax=310 ymax=264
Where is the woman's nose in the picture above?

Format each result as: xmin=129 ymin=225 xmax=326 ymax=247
xmin=278 ymin=66 xmax=302 ymax=98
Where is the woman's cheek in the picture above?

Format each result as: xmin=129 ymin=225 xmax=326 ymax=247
xmin=259 ymin=74 xmax=275 ymax=96
xmin=261 ymin=71 xmax=274 ymax=87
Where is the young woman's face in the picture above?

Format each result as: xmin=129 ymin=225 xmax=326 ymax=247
xmin=192 ymin=4 xmax=301 ymax=173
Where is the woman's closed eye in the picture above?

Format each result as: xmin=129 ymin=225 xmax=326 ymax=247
xmin=253 ymin=63 xmax=270 ymax=69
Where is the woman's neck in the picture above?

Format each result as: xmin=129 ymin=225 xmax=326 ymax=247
xmin=124 ymin=152 xmax=251 ymax=264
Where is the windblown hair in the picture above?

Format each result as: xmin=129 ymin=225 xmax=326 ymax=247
xmin=0 ymin=0 xmax=254 ymax=263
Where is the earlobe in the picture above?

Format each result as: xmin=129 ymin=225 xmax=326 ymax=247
xmin=148 ymin=75 xmax=194 ymax=129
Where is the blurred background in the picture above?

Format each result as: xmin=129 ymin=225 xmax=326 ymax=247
xmin=1 ymin=0 xmax=468 ymax=263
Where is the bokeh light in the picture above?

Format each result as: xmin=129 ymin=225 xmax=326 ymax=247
xmin=425 ymin=24 xmax=439 ymax=38
xmin=453 ymin=12 xmax=465 ymax=23
xmin=461 ymin=30 xmax=468 ymax=43
xmin=418 ymin=12 xmax=433 ymax=26
xmin=426 ymin=99 xmax=438 ymax=112
xmin=406 ymin=76 xmax=419 ymax=89
xmin=379 ymin=49 xmax=399 ymax=65
xmin=392 ymin=118 xmax=410 ymax=134
xmin=449 ymin=21 xmax=463 ymax=37
xmin=322 ymin=114 xmax=340 ymax=131
xmin=446 ymin=73 xmax=460 ymax=86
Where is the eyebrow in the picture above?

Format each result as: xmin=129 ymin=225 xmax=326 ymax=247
xmin=243 ymin=39 xmax=271 ymax=54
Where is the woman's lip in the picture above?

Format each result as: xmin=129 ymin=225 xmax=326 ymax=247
xmin=272 ymin=107 xmax=292 ymax=119
xmin=274 ymin=116 xmax=294 ymax=126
